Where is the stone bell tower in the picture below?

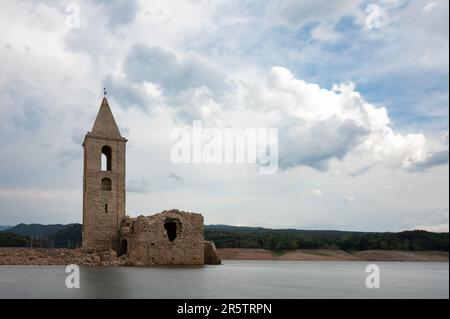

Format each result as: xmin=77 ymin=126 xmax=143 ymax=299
xmin=82 ymin=97 xmax=127 ymax=252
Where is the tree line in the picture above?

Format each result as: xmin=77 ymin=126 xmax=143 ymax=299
xmin=204 ymin=228 xmax=449 ymax=251
xmin=0 ymin=224 xmax=82 ymax=248
xmin=1 ymin=223 xmax=448 ymax=251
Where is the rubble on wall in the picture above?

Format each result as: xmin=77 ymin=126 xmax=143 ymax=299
xmin=204 ymin=241 xmax=222 ymax=265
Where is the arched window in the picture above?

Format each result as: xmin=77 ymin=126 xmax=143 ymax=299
xmin=101 ymin=145 xmax=112 ymax=171
xmin=102 ymin=177 xmax=112 ymax=191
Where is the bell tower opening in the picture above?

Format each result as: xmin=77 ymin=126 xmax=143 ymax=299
xmin=101 ymin=145 xmax=112 ymax=171
xmin=102 ymin=177 xmax=112 ymax=191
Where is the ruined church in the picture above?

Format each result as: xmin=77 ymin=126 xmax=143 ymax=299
xmin=82 ymin=97 xmax=220 ymax=265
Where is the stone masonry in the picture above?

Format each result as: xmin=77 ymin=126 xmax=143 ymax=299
xmin=119 ymin=209 xmax=205 ymax=265
xmin=82 ymin=98 xmax=127 ymax=252
xmin=82 ymin=97 xmax=220 ymax=265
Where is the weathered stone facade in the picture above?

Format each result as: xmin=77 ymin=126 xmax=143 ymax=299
xmin=82 ymin=97 xmax=220 ymax=265
xmin=119 ymin=209 xmax=205 ymax=265
xmin=82 ymin=98 xmax=127 ymax=252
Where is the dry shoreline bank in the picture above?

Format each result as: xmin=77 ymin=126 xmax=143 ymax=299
xmin=217 ymin=248 xmax=449 ymax=262
xmin=0 ymin=248 xmax=138 ymax=266
xmin=0 ymin=247 xmax=448 ymax=265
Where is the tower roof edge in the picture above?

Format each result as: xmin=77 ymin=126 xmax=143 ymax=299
xmin=91 ymin=97 xmax=123 ymax=138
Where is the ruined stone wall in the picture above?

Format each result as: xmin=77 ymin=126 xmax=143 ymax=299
xmin=120 ymin=209 xmax=205 ymax=265
xmin=204 ymin=241 xmax=221 ymax=265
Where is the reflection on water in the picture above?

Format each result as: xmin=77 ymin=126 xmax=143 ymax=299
xmin=0 ymin=261 xmax=448 ymax=298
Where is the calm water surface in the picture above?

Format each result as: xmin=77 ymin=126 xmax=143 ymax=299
xmin=0 ymin=261 xmax=448 ymax=298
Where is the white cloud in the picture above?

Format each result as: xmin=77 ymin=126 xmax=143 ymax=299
xmin=311 ymin=24 xmax=341 ymax=43
xmin=266 ymin=0 xmax=363 ymax=29
xmin=346 ymin=195 xmax=356 ymax=203
xmin=415 ymin=223 xmax=449 ymax=232
xmin=307 ymin=189 xmax=323 ymax=196
xmin=127 ymin=178 xmax=151 ymax=193
xmin=105 ymin=46 xmax=448 ymax=172
xmin=358 ymin=0 xmax=449 ymax=71
xmin=0 ymin=188 xmax=78 ymax=201
xmin=441 ymin=131 xmax=449 ymax=144
xmin=248 ymin=67 xmax=447 ymax=171
xmin=411 ymin=207 xmax=449 ymax=233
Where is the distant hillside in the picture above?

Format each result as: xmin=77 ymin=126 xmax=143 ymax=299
xmin=1 ymin=223 xmax=448 ymax=251
xmin=50 ymin=224 xmax=82 ymax=248
xmin=1 ymin=223 xmax=82 ymax=248
xmin=205 ymin=224 xmax=364 ymax=236
xmin=3 ymin=223 xmax=76 ymax=238
xmin=0 ymin=226 xmax=12 ymax=232
xmin=0 ymin=232 xmax=29 ymax=247
xmin=205 ymin=225 xmax=449 ymax=251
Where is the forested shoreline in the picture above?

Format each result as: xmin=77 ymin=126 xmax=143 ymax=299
xmin=1 ymin=223 xmax=448 ymax=251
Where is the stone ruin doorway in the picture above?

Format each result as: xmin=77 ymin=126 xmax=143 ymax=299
xmin=164 ymin=218 xmax=180 ymax=241
xmin=119 ymin=239 xmax=128 ymax=256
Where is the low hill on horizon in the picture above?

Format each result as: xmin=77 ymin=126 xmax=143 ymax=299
xmin=1 ymin=222 xmax=448 ymax=251
xmin=0 ymin=223 xmax=82 ymax=249
xmin=205 ymin=224 xmax=367 ymax=234
xmin=3 ymin=223 xmax=78 ymax=238
xmin=3 ymin=222 xmax=448 ymax=236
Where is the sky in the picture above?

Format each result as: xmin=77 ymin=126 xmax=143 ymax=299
xmin=0 ymin=0 xmax=448 ymax=232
